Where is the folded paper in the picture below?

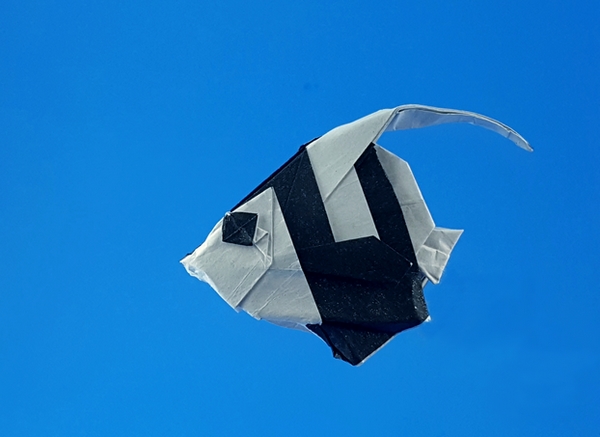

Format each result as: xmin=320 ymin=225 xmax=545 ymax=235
xmin=182 ymin=104 xmax=531 ymax=365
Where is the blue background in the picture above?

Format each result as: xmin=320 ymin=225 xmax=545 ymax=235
xmin=1 ymin=1 xmax=598 ymax=435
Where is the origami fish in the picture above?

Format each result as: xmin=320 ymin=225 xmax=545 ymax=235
xmin=182 ymin=105 xmax=531 ymax=365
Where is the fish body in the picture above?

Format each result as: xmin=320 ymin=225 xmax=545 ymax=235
xmin=182 ymin=105 xmax=530 ymax=365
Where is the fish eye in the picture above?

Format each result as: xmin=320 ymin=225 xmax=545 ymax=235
xmin=222 ymin=212 xmax=258 ymax=246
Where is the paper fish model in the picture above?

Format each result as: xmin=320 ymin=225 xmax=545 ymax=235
xmin=182 ymin=105 xmax=531 ymax=365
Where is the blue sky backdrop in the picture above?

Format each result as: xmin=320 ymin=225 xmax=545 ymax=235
xmin=1 ymin=1 xmax=599 ymax=436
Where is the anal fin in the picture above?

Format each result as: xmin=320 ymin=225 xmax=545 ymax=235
xmin=307 ymin=323 xmax=401 ymax=366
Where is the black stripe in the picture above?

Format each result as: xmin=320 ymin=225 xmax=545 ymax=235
xmin=354 ymin=144 xmax=417 ymax=265
xmin=232 ymin=139 xmax=319 ymax=211
xmin=233 ymin=147 xmax=334 ymax=250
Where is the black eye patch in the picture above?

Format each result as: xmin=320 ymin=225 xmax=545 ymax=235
xmin=222 ymin=212 xmax=258 ymax=246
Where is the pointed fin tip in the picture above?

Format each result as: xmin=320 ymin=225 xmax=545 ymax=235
xmin=521 ymin=141 xmax=534 ymax=152
xmin=507 ymin=131 xmax=533 ymax=152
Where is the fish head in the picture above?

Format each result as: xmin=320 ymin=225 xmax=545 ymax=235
xmin=180 ymin=189 xmax=274 ymax=309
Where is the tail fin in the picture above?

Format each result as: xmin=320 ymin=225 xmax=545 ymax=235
xmin=416 ymin=227 xmax=463 ymax=284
